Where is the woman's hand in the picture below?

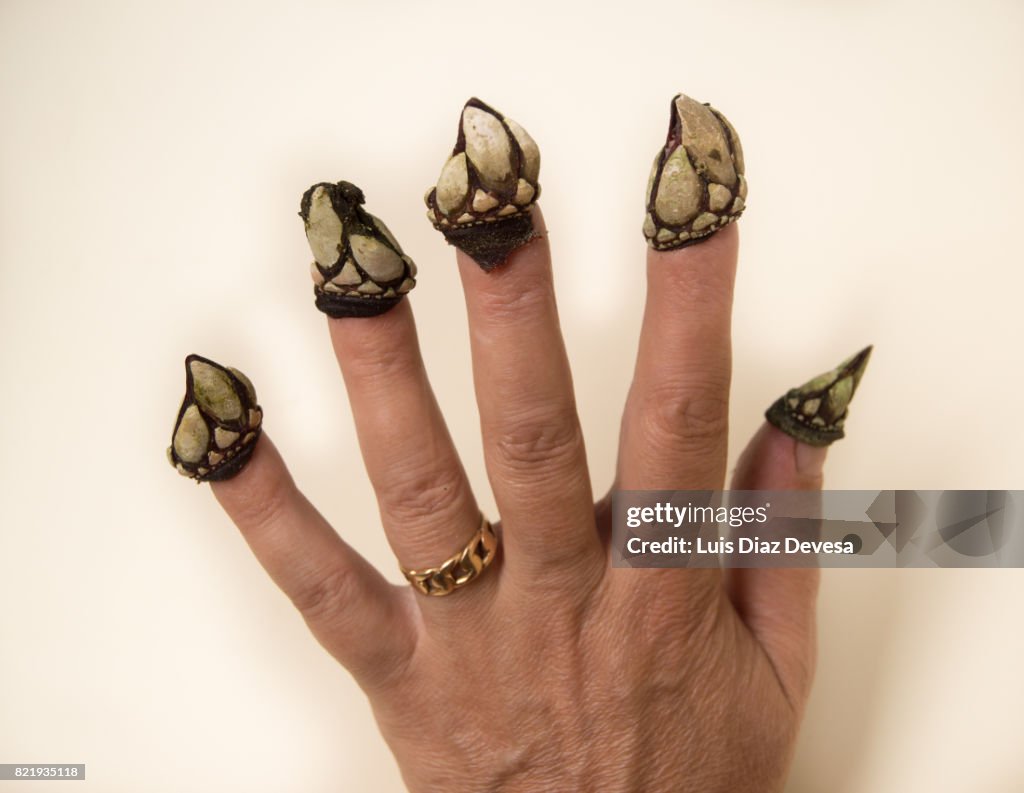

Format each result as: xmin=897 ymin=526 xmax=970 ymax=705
xmin=206 ymin=207 xmax=835 ymax=792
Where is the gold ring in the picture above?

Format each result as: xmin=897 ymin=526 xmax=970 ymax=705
xmin=400 ymin=514 xmax=499 ymax=597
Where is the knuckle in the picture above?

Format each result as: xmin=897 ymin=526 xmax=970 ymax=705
xmin=640 ymin=383 xmax=730 ymax=452
xmin=292 ymin=574 xmax=417 ymax=694
xmin=518 ymin=545 xmax=607 ymax=601
xmin=490 ymin=407 xmax=584 ymax=474
xmin=291 ymin=565 xmax=361 ymax=626
xmin=377 ymin=458 xmax=468 ymax=526
xmin=359 ymin=634 xmax=419 ymax=696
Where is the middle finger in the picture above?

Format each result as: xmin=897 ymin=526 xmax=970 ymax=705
xmin=458 ymin=208 xmax=604 ymax=586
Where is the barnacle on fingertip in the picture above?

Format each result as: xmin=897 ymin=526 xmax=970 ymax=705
xmin=167 ymin=355 xmax=263 ymax=482
xmin=765 ymin=346 xmax=873 ymax=447
xmin=425 ymin=98 xmax=542 ymax=271
xmin=644 ymin=94 xmax=746 ymax=251
xmin=300 ymin=181 xmax=417 ymax=318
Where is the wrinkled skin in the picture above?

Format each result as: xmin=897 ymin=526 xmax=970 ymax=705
xmin=210 ymin=215 xmax=824 ymax=792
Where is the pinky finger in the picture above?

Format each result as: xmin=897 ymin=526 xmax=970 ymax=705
xmin=727 ymin=346 xmax=871 ymax=701
xmin=726 ymin=423 xmax=825 ymax=704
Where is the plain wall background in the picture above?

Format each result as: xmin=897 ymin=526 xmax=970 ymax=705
xmin=1 ymin=0 xmax=1022 ymax=790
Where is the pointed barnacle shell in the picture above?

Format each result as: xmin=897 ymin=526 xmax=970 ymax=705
xmin=228 ymin=367 xmax=256 ymax=405
xmin=435 ymin=154 xmax=470 ymax=216
xmin=190 ymin=359 xmax=242 ymax=422
xmin=505 ymin=117 xmax=540 ymax=184
xmin=173 ymin=405 xmax=209 ymax=464
xmin=303 ymin=185 xmax=345 ymax=267
xmin=674 ymin=94 xmax=737 ymax=187
xmin=711 ymin=108 xmax=745 ymax=175
xmin=462 ymin=105 xmax=515 ymax=194
xmin=350 ymin=234 xmax=405 ymax=282
xmin=299 ymin=181 xmax=416 ymax=318
xmin=765 ymin=346 xmax=873 ymax=447
xmin=370 ymin=215 xmax=404 ymax=254
xmin=643 ymin=93 xmax=747 ymax=252
xmin=168 ymin=355 xmax=263 ymax=482
xmin=505 ymin=117 xmax=540 ymax=183
xmin=653 ymin=148 xmax=701 ymax=226
xmin=425 ymin=98 xmax=542 ymax=271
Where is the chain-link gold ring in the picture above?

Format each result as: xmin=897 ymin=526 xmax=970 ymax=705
xmin=400 ymin=514 xmax=498 ymax=597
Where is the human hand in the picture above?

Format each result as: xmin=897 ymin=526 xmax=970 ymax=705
xmin=179 ymin=97 xmax=870 ymax=792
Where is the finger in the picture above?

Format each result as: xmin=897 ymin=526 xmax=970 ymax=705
xmin=211 ymin=435 xmax=416 ymax=691
xmin=726 ymin=423 xmax=825 ymax=702
xmin=458 ymin=207 xmax=604 ymax=584
xmin=612 ymin=226 xmax=738 ymax=605
xmin=617 ymin=223 xmax=738 ymax=492
xmin=327 ymin=300 xmax=485 ymax=598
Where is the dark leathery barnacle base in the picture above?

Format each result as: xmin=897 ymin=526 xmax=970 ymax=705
xmin=198 ymin=437 xmax=259 ymax=481
xmin=434 ymin=212 xmax=537 ymax=272
xmin=314 ymin=290 xmax=403 ymax=318
xmin=655 ymin=214 xmax=740 ymax=251
xmin=765 ymin=397 xmax=844 ymax=447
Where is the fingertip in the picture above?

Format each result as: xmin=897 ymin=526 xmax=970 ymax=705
xmin=794 ymin=441 xmax=828 ymax=481
xmin=209 ymin=434 xmax=296 ymax=522
xmin=733 ymin=424 xmax=828 ymax=491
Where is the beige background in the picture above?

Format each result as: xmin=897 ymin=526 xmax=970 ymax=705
xmin=1 ymin=0 xmax=1022 ymax=790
